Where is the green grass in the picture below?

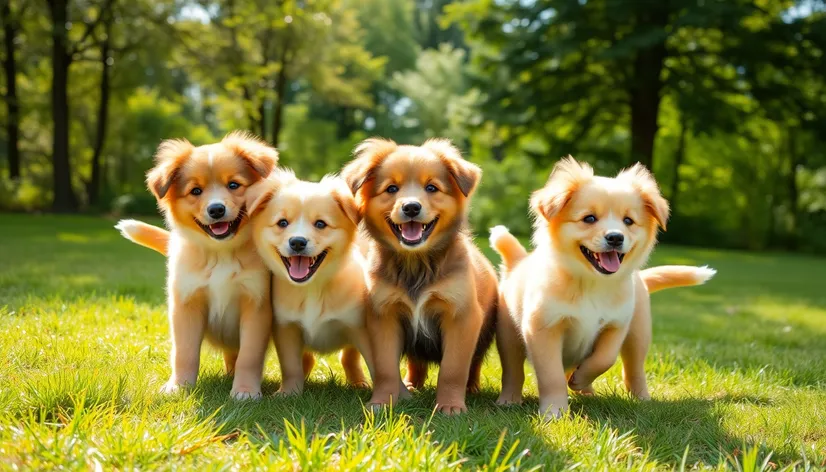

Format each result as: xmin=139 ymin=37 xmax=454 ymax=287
xmin=1 ymin=213 xmax=825 ymax=470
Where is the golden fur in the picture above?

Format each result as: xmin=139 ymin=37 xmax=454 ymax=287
xmin=247 ymin=170 xmax=408 ymax=395
xmin=116 ymin=132 xmax=277 ymax=399
xmin=490 ymin=157 xmax=715 ymax=419
xmin=341 ymin=138 xmax=497 ymax=415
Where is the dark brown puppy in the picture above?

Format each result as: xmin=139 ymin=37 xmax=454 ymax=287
xmin=342 ymin=138 xmax=497 ymax=415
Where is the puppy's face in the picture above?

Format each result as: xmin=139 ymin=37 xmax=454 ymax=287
xmin=251 ymin=172 xmax=360 ymax=285
xmin=532 ymin=158 xmax=669 ymax=278
xmin=342 ymin=138 xmax=480 ymax=253
xmin=146 ymin=132 xmax=277 ymax=247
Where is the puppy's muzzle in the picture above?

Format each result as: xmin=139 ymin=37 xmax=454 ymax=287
xmin=604 ymin=231 xmax=624 ymax=249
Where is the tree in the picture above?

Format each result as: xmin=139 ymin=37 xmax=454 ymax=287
xmin=0 ymin=0 xmax=27 ymax=180
xmin=45 ymin=0 xmax=113 ymax=212
xmin=180 ymin=0 xmax=383 ymax=148
xmin=448 ymin=0 xmax=804 ymax=170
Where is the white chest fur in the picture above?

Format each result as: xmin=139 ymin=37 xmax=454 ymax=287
xmin=529 ymin=278 xmax=636 ymax=369
xmin=168 ymin=241 xmax=268 ymax=349
xmin=274 ymin=288 xmax=363 ymax=353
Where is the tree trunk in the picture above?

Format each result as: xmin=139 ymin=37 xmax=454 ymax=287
xmin=628 ymin=10 xmax=669 ymax=170
xmin=669 ymin=114 xmax=688 ymax=216
xmin=88 ymin=22 xmax=111 ymax=207
xmin=258 ymin=100 xmax=267 ymax=141
xmin=2 ymin=1 xmax=21 ymax=179
xmin=48 ymin=0 xmax=79 ymax=212
xmin=271 ymin=36 xmax=291 ymax=149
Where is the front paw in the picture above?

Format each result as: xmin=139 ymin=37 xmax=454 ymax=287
xmin=275 ymin=384 xmax=303 ymax=396
xmin=466 ymin=381 xmax=481 ymax=394
xmin=538 ymin=397 xmax=568 ymax=421
xmin=567 ymin=368 xmax=594 ymax=392
xmin=496 ymin=390 xmax=523 ymax=405
xmin=350 ymin=381 xmax=371 ymax=390
xmin=435 ymin=400 xmax=468 ymax=415
xmin=160 ymin=379 xmax=190 ymax=395
xmin=231 ymin=389 xmax=262 ymax=400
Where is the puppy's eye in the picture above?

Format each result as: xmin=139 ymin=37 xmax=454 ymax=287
xmin=277 ymin=219 xmax=289 ymax=228
xmin=228 ymin=181 xmax=240 ymax=190
xmin=583 ymin=215 xmax=597 ymax=224
xmin=425 ymin=184 xmax=438 ymax=193
xmin=191 ymin=188 xmax=202 ymax=196
xmin=623 ymin=217 xmax=634 ymax=226
xmin=386 ymin=185 xmax=399 ymax=194
xmin=314 ymin=220 xmax=327 ymax=229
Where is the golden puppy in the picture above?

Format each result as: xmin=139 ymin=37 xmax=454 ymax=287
xmin=341 ymin=138 xmax=497 ymax=415
xmin=490 ymin=157 xmax=715 ymax=419
xmin=247 ymin=170 xmax=406 ymax=395
xmin=115 ymin=132 xmax=277 ymax=399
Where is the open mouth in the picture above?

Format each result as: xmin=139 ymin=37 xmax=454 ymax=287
xmin=196 ymin=211 xmax=244 ymax=240
xmin=280 ymin=250 xmax=328 ymax=283
xmin=388 ymin=218 xmax=438 ymax=247
xmin=580 ymin=246 xmax=625 ymax=275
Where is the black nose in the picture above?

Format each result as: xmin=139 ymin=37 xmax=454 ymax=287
xmin=207 ymin=203 xmax=226 ymax=219
xmin=605 ymin=232 xmax=624 ymax=248
xmin=289 ymin=237 xmax=308 ymax=252
xmin=402 ymin=201 xmax=421 ymax=217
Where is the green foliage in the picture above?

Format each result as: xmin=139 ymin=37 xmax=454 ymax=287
xmin=2 ymin=0 xmax=826 ymax=252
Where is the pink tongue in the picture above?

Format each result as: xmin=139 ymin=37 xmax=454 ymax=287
xmin=288 ymin=256 xmax=311 ymax=279
xmin=210 ymin=222 xmax=230 ymax=235
xmin=598 ymin=251 xmax=621 ymax=273
xmin=401 ymin=222 xmax=424 ymax=241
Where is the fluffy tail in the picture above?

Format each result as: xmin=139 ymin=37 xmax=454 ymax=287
xmin=489 ymin=225 xmax=528 ymax=273
xmin=640 ymin=265 xmax=716 ymax=294
xmin=114 ymin=219 xmax=171 ymax=256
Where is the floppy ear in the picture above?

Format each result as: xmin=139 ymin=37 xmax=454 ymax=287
xmin=530 ymin=156 xmax=593 ymax=220
xmin=617 ymin=163 xmax=670 ymax=230
xmin=246 ymin=182 xmax=275 ymax=216
xmin=341 ymin=138 xmax=398 ymax=195
xmin=223 ymin=131 xmax=278 ymax=178
xmin=423 ymin=138 xmax=481 ymax=197
xmin=146 ymin=139 xmax=194 ymax=200
xmin=247 ymin=168 xmax=295 ymax=215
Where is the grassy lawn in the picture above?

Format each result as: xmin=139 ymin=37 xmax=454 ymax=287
xmin=1 ymin=213 xmax=825 ymax=470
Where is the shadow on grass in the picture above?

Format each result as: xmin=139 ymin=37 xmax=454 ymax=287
xmin=182 ymin=373 xmax=571 ymax=469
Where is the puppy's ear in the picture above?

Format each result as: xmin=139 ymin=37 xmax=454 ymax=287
xmin=247 ymin=169 xmax=294 ymax=215
xmin=618 ymin=163 xmax=670 ymax=230
xmin=424 ymin=139 xmax=481 ymax=197
xmin=341 ymin=138 xmax=397 ymax=195
xmin=330 ymin=181 xmax=361 ymax=226
xmin=223 ymin=131 xmax=278 ymax=178
xmin=246 ymin=183 xmax=275 ymax=216
xmin=146 ymin=139 xmax=194 ymax=200
xmin=530 ymin=156 xmax=593 ymax=220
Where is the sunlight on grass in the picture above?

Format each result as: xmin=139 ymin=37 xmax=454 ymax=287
xmin=1 ymin=214 xmax=825 ymax=470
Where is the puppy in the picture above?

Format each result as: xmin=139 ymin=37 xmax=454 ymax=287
xmin=490 ymin=157 xmax=715 ymax=419
xmin=247 ymin=170 xmax=406 ymax=395
xmin=341 ymin=138 xmax=497 ymax=415
xmin=119 ymin=170 xmax=399 ymax=396
xmin=115 ymin=132 xmax=277 ymax=399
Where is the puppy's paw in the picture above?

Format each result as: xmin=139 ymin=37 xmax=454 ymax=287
xmin=567 ymin=370 xmax=593 ymax=392
xmin=496 ymin=391 xmax=523 ymax=405
xmin=572 ymin=384 xmax=596 ymax=396
xmin=436 ymin=401 xmax=468 ymax=416
xmin=160 ymin=379 xmax=191 ymax=395
xmin=275 ymin=385 xmax=303 ymax=396
xmin=231 ymin=389 xmax=262 ymax=401
xmin=350 ymin=381 xmax=371 ymax=390
xmin=466 ymin=381 xmax=481 ymax=394
xmin=538 ymin=397 xmax=568 ymax=421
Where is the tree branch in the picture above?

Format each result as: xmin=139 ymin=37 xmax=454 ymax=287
xmin=71 ymin=0 xmax=115 ymax=56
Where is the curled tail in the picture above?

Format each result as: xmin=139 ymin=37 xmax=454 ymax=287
xmin=640 ymin=265 xmax=716 ymax=294
xmin=489 ymin=225 xmax=528 ymax=273
xmin=114 ymin=219 xmax=171 ymax=256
